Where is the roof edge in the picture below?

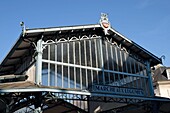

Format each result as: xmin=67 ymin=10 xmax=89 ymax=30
xmin=25 ymin=24 xmax=101 ymax=34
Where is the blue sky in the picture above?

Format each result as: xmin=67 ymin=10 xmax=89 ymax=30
xmin=0 ymin=0 xmax=170 ymax=66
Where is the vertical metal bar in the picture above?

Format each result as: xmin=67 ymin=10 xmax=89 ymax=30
xmin=120 ymin=50 xmax=123 ymax=72
xmin=142 ymin=64 xmax=145 ymax=76
xmin=144 ymin=77 xmax=148 ymax=96
xmin=121 ymin=51 xmax=125 ymax=86
xmin=84 ymin=40 xmax=88 ymax=87
xmin=142 ymin=64 xmax=147 ymax=94
xmin=61 ymin=43 xmax=64 ymax=88
xmin=138 ymin=62 xmax=142 ymax=89
xmin=124 ymin=52 xmax=128 ymax=73
xmin=48 ymin=45 xmax=50 ymax=86
xmin=110 ymin=43 xmax=114 ymax=84
xmin=68 ymin=39 xmax=70 ymax=88
xmin=99 ymin=37 xmax=105 ymax=84
xmin=89 ymin=39 xmax=93 ymax=85
xmin=112 ymin=46 xmax=117 ymax=86
xmin=35 ymin=38 xmax=43 ymax=85
xmin=79 ymin=40 xmax=82 ymax=89
xmin=55 ymin=39 xmax=57 ymax=86
xmin=140 ymin=77 xmax=144 ymax=92
xmin=73 ymin=41 xmax=76 ymax=89
xmin=105 ymin=40 xmax=110 ymax=84
xmin=120 ymin=50 xmax=124 ymax=85
xmin=115 ymin=47 xmax=119 ymax=72
xmin=94 ymin=39 xmax=99 ymax=84
xmin=146 ymin=60 xmax=154 ymax=96
xmin=141 ymin=63 xmax=146 ymax=94
xmin=137 ymin=62 xmax=141 ymax=75
xmin=133 ymin=59 xmax=137 ymax=74
xmin=115 ymin=47 xmax=120 ymax=86
xmin=129 ymin=57 xmax=132 ymax=73
xmin=129 ymin=57 xmax=134 ymax=87
xmin=124 ymin=52 xmax=128 ymax=86
xmin=133 ymin=60 xmax=138 ymax=88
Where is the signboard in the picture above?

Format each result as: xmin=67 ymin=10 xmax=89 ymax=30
xmin=90 ymin=85 xmax=144 ymax=97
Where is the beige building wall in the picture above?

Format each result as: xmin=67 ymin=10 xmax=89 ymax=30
xmin=153 ymin=66 xmax=170 ymax=98
xmin=25 ymin=65 xmax=35 ymax=82
xmin=155 ymin=81 xmax=170 ymax=98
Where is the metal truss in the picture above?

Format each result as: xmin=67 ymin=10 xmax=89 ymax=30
xmin=44 ymin=92 xmax=88 ymax=101
xmin=1 ymin=90 xmax=169 ymax=113
xmin=0 ymin=91 xmax=89 ymax=113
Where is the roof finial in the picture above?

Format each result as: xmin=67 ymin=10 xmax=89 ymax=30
xmin=20 ymin=21 xmax=26 ymax=36
xmin=161 ymin=55 xmax=166 ymax=65
xmin=100 ymin=13 xmax=111 ymax=35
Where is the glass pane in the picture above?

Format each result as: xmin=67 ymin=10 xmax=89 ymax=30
xmin=86 ymin=40 xmax=91 ymax=67
xmin=97 ymin=39 xmax=102 ymax=68
xmin=102 ymin=41 xmax=107 ymax=69
xmin=116 ymin=47 xmax=121 ymax=72
xmin=57 ymin=65 xmax=62 ymax=87
xmin=50 ymin=64 xmax=55 ymax=86
xmin=63 ymin=43 xmax=68 ymax=63
xmin=57 ymin=43 xmax=61 ymax=62
xmin=87 ymin=70 xmax=92 ymax=87
xmin=91 ymin=39 xmax=96 ymax=68
xmin=69 ymin=42 xmax=74 ymax=64
xmin=131 ymin=58 xmax=136 ymax=74
xmin=108 ymin=43 xmax=113 ymax=70
xmin=50 ymin=44 xmax=55 ymax=61
xmin=70 ymin=67 xmax=74 ymax=88
xmin=81 ymin=41 xmax=85 ymax=66
xmin=82 ymin=69 xmax=86 ymax=89
xmin=93 ymin=70 xmax=98 ymax=84
xmin=122 ymin=51 xmax=127 ymax=73
xmin=75 ymin=41 xmax=80 ymax=65
xmin=42 ymin=63 xmax=48 ymax=85
xmin=127 ymin=57 xmax=132 ymax=73
xmin=113 ymin=46 xmax=118 ymax=71
xmin=63 ymin=66 xmax=68 ymax=88
xmin=76 ymin=68 xmax=80 ymax=88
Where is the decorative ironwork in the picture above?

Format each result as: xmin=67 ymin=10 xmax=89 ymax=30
xmin=100 ymin=13 xmax=111 ymax=35
xmin=0 ymin=91 xmax=89 ymax=112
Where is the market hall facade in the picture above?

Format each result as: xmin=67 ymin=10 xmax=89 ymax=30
xmin=0 ymin=14 xmax=169 ymax=113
